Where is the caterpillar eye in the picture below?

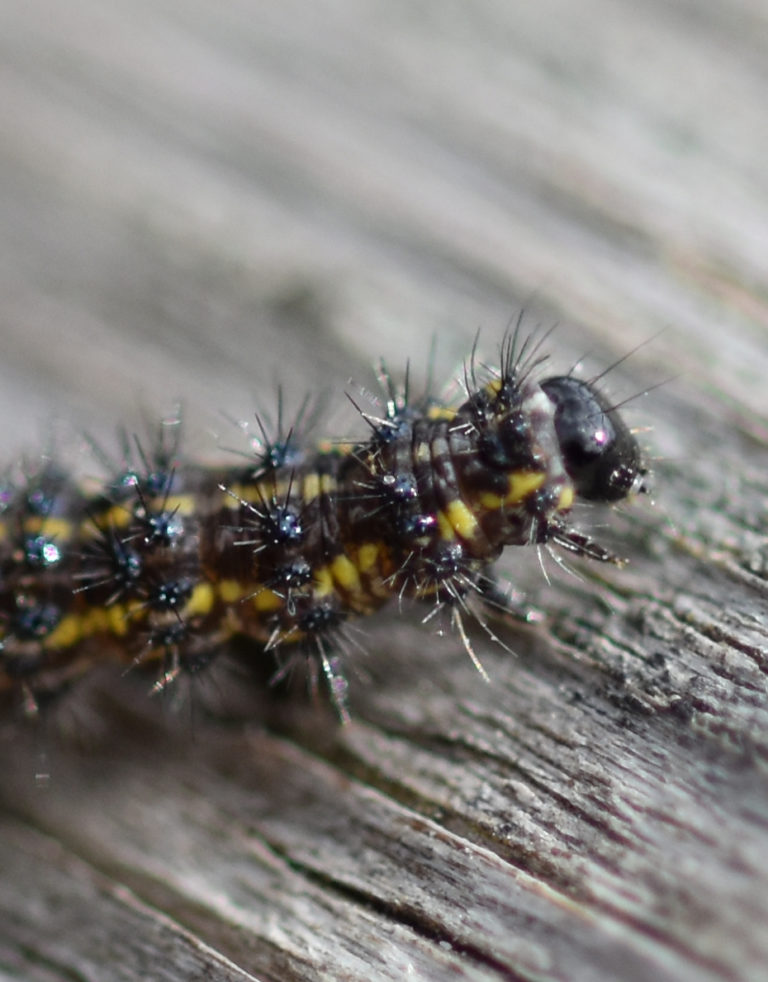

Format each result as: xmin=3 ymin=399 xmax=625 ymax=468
xmin=540 ymin=376 xmax=648 ymax=503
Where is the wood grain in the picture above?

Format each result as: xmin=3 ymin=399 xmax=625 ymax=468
xmin=1 ymin=1 xmax=768 ymax=980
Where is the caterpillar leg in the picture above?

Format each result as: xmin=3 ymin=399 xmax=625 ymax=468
xmin=267 ymin=634 xmax=353 ymax=724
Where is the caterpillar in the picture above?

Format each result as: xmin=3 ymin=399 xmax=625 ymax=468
xmin=0 ymin=331 xmax=650 ymax=723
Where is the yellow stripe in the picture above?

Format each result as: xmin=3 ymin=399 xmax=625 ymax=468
xmin=312 ymin=564 xmax=334 ymax=597
xmin=223 ymin=484 xmax=249 ymax=506
xmin=437 ymin=510 xmax=454 ymax=541
xmin=303 ymin=473 xmax=321 ymax=503
xmin=357 ymin=542 xmax=381 ymax=573
xmin=44 ymin=613 xmax=84 ymax=650
xmin=218 ymin=578 xmax=244 ymax=604
xmin=414 ymin=440 xmax=430 ymax=464
xmin=185 ymin=582 xmax=214 ymax=617
xmin=124 ymin=599 xmax=145 ymax=623
xmin=224 ymin=480 xmax=291 ymax=508
xmin=150 ymin=494 xmax=195 ymax=516
xmin=506 ymin=471 xmax=546 ymax=504
xmin=558 ymin=486 xmax=574 ymax=511
xmin=331 ymin=554 xmax=361 ymax=593
xmin=252 ymin=589 xmax=283 ymax=612
xmin=22 ymin=517 xmax=75 ymax=540
xmin=444 ymin=498 xmax=480 ymax=540
xmin=45 ymin=603 xmax=114 ymax=650
xmin=319 ymin=440 xmax=355 ymax=455
xmin=220 ymin=485 xmax=241 ymax=508
xmin=107 ymin=603 xmax=130 ymax=636
xmin=478 ymin=471 xmax=546 ymax=510
xmin=478 ymin=490 xmax=504 ymax=510
xmin=92 ymin=505 xmax=132 ymax=531
xmin=426 ymin=406 xmax=456 ymax=422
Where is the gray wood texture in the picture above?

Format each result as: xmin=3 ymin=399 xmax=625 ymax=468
xmin=1 ymin=1 xmax=768 ymax=980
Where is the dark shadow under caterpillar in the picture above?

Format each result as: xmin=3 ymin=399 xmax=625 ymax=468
xmin=0 ymin=331 xmax=650 ymax=723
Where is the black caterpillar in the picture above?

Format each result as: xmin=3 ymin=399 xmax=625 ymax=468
xmin=0 ymin=332 xmax=650 ymax=723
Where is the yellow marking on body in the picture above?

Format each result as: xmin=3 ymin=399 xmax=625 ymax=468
xmin=414 ymin=440 xmax=430 ymax=464
xmin=478 ymin=490 xmax=505 ymax=510
xmin=426 ymin=406 xmax=457 ymax=422
xmin=220 ymin=485 xmax=242 ymax=508
xmin=221 ymin=480 xmax=290 ymax=509
xmin=320 ymin=473 xmax=337 ymax=496
xmin=185 ymin=582 xmax=214 ymax=617
xmin=88 ymin=495 xmax=196 ymax=529
xmin=506 ymin=471 xmax=545 ymax=504
xmin=558 ymin=486 xmax=574 ymax=511
xmin=141 ymin=493 xmax=192 ymax=516
xmin=44 ymin=614 xmax=84 ymax=650
xmin=437 ymin=510 xmax=454 ymax=541
xmin=312 ymin=564 xmax=334 ymax=597
xmin=485 ymin=379 xmax=503 ymax=397
xmin=218 ymin=578 xmax=244 ymax=604
xmin=318 ymin=439 xmax=354 ymax=455
xmin=479 ymin=471 xmax=546 ymax=511
xmin=23 ymin=517 xmax=75 ymax=541
xmin=303 ymin=473 xmax=321 ymax=503
xmin=331 ymin=553 xmax=361 ymax=593
xmin=81 ymin=607 xmax=110 ymax=637
xmin=444 ymin=498 xmax=480 ymax=540
xmin=107 ymin=603 xmax=130 ymax=636
xmin=45 ymin=604 xmax=113 ymax=650
xmin=222 ymin=484 xmax=251 ymax=507
xmin=125 ymin=599 xmax=145 ymax=623
xmin=91 ymin=505 xmax=132 ymax=531
xmin=357 ymin=542 xmax=381 ymax=573
xmin=252 ymin=589 xmax=283 ymax=612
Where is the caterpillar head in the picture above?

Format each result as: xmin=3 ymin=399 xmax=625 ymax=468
xmin=540 ymin=376 xmax=650 ymax=503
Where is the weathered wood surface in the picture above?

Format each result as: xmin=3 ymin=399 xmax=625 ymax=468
xmin=1 ymin=1 xmax=768 ymax=980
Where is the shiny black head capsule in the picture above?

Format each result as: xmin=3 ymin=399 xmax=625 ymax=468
xmin=540 ymin=376 xmax=649 ymax=503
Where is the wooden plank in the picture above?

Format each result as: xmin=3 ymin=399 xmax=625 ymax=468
xmin=0 ymin=816 xmax=261 ymax=982
xmin=1 ymin=0 xmax=768 ymax=980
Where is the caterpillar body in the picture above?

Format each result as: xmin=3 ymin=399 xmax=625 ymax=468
xmin=0 ymin=333 xmax=649 ymax=722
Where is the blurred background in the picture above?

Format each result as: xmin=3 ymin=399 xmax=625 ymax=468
xmin=2 ymin=0 xmax=766 ymax=469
